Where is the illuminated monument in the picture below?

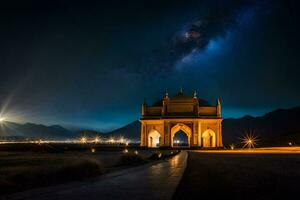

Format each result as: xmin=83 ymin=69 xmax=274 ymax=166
xmin=140 ymin=88 xmax=223 ymax=148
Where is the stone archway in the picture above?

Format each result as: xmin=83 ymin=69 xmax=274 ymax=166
xmin=148 ymin=129 xmax=161 ymax=148
xmin=171 ymin=123 xmax=192 ymax=147
xmin=202 ymin=129 xmax=216 ymax=147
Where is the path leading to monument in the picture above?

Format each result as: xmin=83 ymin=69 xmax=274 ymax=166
xmin=3 ymin=151 xmax=187 ymax=200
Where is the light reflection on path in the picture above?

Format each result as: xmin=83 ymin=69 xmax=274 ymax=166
xmin=4 ymin=151 xmax=188 ymax=200
xmin=193 ymin=147 xmax=300 ymax=154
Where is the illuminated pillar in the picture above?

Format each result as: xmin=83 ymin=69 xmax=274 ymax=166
xmin=193 ymin=121 xmax=198 ymax=146
xmin=164 ymin=122 xmax=171 ymax=147
xmin=219 ymin=121 xmax=223 ymax=147
xmin=198 ymin=120 xmax=202 ymax=147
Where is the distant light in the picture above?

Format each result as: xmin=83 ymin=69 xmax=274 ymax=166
xmin=0 ymin=117 xmax=5 ymax=123
xmin=134 ymin=150 xmax=138 ymax=155
xmin=123 ymin=149 xmax=128 ymax=153
xmin=157 ymin=151 xmax=162 ymax=158
xmin=119 ymin=137 xmax=124 ymax=144
xmin=230 ymin=144 xmax=235 ymax=150
xmin=94 ymin=137 xmax=100 ymax=143
xmin=241 ymin=133 xmax=258 ymax=148
xmin=288 ymin=142 xmax=292 ymax=146
xmin=80 ymin=137 xmax=87 ymax=144
xmin=91 ymin=148 xmax=96 ymax=153
xmin=109 ymin=138 xmax=115 ymax=143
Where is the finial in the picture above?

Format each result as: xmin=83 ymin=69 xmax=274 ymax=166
xmin=165 ymin=88 xmax=169 ymax=98
xmin=193 ymin=90 xmax=197 ymax=98
xmin=217 ymin=97 xmax=221 ymax=105
xmin=180 ymin=86 xmax=183 ymax=94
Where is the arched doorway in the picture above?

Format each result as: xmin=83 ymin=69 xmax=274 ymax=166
xmin=148 ymin=129 xmax=161 ymax=148
xmin=171 ymin=123 xmax=191 ymax=147
xmin=202 ymin=129 xmax=216 ymax=147
xmin=173 ymin=130 xmax=189 ymax=147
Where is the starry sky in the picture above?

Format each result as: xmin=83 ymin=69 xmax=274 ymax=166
xmin=0 ymin=0 xmax=299 ymax=131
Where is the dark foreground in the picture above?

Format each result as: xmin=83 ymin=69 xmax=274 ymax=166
xmin=0 ymin=143 xmax=177 ymax=195
xmin=2 ymin=151 xmax=187 ymax=200
xmin=173 ymin=152 xmax=300 ymax=200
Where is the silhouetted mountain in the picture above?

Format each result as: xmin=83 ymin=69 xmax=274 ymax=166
xmin=0 ymin=121 xmax=73 ymax=139
xmin=105 ymin=106 xmax=300 ymax=147
xmin=223 ymin=106 xmax=300 ymax=147
xmin=105 ymin=120 xmax=140 ymax=140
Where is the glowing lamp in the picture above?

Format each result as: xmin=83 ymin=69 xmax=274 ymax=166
xmin=80 ymin=137 xmax=87 ymax=143
xmin=0 ymin=117 xmax=5 ymax=123
xmin=94 ymin=137 xmax=100 ymax=143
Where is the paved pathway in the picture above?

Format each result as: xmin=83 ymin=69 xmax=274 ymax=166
xmin=3 ymin=151 xmax=187 ymax=200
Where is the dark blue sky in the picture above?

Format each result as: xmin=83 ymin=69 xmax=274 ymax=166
xmin=0 ymin=0 xmax=299 ymax=131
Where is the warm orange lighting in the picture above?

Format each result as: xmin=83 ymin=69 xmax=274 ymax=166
xmin=0 ymin=117 xmax=5 ymax=123
xmin=109 ymin=138 xmax=115 ymax=143
xmin=119 ymin=137 xmax=125 ymax=144
xmin=241 ymin=133 xmax=258 ymax=148
xmin=94 ymin=137 xmax=100 ymax=143
xmin=80 ymin=137 xmax=87 ymax=143
xmin=38 ymin=139 xmax=43 ymax=145
xmin=230 ymin=144 xmax=235 ymax=150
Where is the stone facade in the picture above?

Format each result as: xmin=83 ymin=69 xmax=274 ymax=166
xmin=140 ymin=89 xmax=223 ymax=148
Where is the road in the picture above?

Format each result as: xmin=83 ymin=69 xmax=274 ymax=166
xmin=2 ymin=151 xmax=187 ymax=200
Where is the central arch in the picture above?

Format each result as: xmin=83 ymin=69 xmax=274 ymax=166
xmin=148 ymin=129 xmax=161 ymax=148
xmin=171 ymin=123 xmax=192 ymax=147
xmin=202 ymin=129 xmax=216 ymax=147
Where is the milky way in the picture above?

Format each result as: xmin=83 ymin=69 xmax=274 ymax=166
xmin=0 ymin=0 xmax=299 ymax=130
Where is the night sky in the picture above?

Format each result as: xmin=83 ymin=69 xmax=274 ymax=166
xmin=0 ymin=0 xmax=299 ymax=131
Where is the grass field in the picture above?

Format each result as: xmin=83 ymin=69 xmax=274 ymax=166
xmin=0 ymin=144 xmax=176 ymax=195
xmin=173 ymin=151 xmax=300 ymax=200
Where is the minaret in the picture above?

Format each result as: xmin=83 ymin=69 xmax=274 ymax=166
xmin=162 ymin=89 xmax=169 ymax=116
xmin=165 ymin=88 xmax=169 ymax=99
xmin=217 ymin=97 xmax=222 ymax=117
xmin=193 ymin=90 xmax=199 ymax=116
xmin=193 ymin=90 xmax=197 ymax=98
xmin=142 ymin=98 xmax=147 ymax=116
xmin=180 ymin=86 xmax=183 ymax=94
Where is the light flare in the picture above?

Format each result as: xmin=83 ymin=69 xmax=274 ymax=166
xmin=241 ymin=133 xmax=259 ymax=148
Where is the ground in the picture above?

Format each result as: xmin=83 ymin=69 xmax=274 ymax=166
xmin=0 ymin=145 xmax=175 ymax=195
xmin=2 ymin=145 xmax=300 ymax=200
xmin=173 ymin=150 xmax=300 ymax=200
xmin=3 ymin=151 xmax=187 ymax=200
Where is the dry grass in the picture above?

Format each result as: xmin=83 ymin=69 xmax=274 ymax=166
xmin=0 ymin=148 xmax=176 ymax=195
xmin=0 ymin=151 xmax=121 ymax=194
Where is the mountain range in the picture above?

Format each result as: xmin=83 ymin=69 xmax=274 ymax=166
xmin=0 ymin=121 xmax=73 ymax=140
xmin=1 ymin=106 xmax=300 ymax=146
